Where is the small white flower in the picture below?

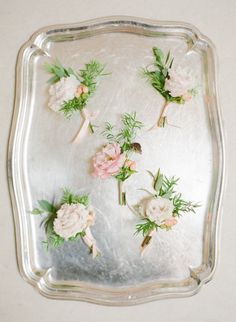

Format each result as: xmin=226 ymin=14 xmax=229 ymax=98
xmin=144 ymin=197 xmax=174 ymax=225
xmin=48 ymin=75 xmax=80 ymax=112
xmin=165 ymin=67 xmax=194 ymax=98
xmin=53 ymin=203 xmax=95 ymax=240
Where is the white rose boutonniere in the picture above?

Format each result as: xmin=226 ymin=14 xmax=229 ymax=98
xmin=44 ymin=59 xmax=108 ymax=143
xmin=142 ymin=47 xmax=197 ymax=127
xmin=134 ymin=169 xmax=200 ymax=255
xmin=31 ymin=189 xmax=100 ymax=258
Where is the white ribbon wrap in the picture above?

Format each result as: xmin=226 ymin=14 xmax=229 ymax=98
xmin=82 ymin=227 xmax=100 ymax=258
xmin=72 ymin=108 xmax=99 ymax=144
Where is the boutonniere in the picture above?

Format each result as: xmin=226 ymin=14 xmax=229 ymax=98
xmin=92 ymin=112 xmax=143 ymax=205
xmin=142 ymin=47 xmax=197 ymax=127
xmin=31 ymin=189 xmax=100 ymax=258
xmin=45 ymin=59 xmax=108 ymax=143
xmin=134 ymin=169 xmax=200 ymax=255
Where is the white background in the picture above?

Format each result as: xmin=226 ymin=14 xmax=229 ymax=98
xmin=0 ymin=1 xmax=235 ymax=321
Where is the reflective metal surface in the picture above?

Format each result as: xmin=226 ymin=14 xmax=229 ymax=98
xmin=8 ymin=16 xmax=224 ymax=305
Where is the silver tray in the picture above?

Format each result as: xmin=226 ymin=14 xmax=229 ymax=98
xmin=8 ymin=16 xmax=224 ymax=305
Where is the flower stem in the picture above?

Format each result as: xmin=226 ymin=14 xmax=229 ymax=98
xmin=89 ymin=122 xmax=94 ymax=133
xmin=118 ymin=181 xmax=126 ymax=206
xmin=157 ymin=100 xmax=169 ymax=127
xmin=141 ymin=235 xmax=152 ymax=248
xmin=82 ymin=228 xmax=100 ymax=258
xmin=141 ymin=229 xmax=155 ymax=255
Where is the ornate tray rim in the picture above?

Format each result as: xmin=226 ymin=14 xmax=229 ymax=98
xmin=8 ymin=16 xmax=225 ymax=306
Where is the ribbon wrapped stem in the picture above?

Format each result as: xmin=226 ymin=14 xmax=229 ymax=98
xmin=157 ymin=100 xmax=169 ymax=127
xmin=82 ymin=227 xmax=100 ymax=258
xmin=118 ymin=180 xmax=126 ymax=206
xmin=72 ymin=108 xmax=99 ymax=144
xmin=141 ymin=229 xmax=155 ymax=256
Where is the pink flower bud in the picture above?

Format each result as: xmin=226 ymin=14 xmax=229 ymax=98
xmin=164 ymin=217 xmax=177 ymax=227
xmin=75 ymin=85 xmax=89 ymax=98
xmin=75 ymin=86 xmax=83 ymax=98
xmin=81 ymin=85 xmax=89 ymax=94
xmin=125 ymin=159 xmax=136 ymax=170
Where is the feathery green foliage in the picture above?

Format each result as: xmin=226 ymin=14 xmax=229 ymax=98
xmin=60 ymin=188 xmax=89 ymax=206
xmin=102 ymin=112 xmax=143 ymax=153
xmin=135 ymin=218 xmax=158 ymax=236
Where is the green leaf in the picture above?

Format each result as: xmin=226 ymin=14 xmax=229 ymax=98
xmin=162 ymin=189 xmax=174 ymax=199
xmin=138 ymin=188 xmax=154 ymax=196
xmin=154 ymin=173 xmax=163 ymax=193
xmin=115 ymin=166 xmax=136 ymax=182
xmin=147 ymin=170 xmax=155 ymax=179
xmin=31 ymin=208 xmax=43 ymax=215
xmin=153 ymin=169 xmax=161 ymax=189
xmin=169 ymin=57 xmax=174 ymax=69
xmin=38 ymin=200 xmax=56 ymax=213
xmin=165 ymin=50 xmax=170 ymax=64
xmin=162 ymin=67 xmax=168 ymax=78
xmin=153 ymin=47 xmax=164 ymax=64
xmin=67 ymin=67 xmax=74 ymax=75
xmin=42 ymin=241 xmax=49 ymax=251
xmin=47 ymin=75 xmax=59 ymax=84
xmin=69 ymin=231 xmax=85 ymax=241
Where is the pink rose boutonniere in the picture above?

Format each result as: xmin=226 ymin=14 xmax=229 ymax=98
xmin=143 ymin=47 xmax=197 ymax=127
xmin=134 ymin=169 xmax=200 ymax=255
xmin=92 ymin=112 xmax=143 ymax=206
xmin=93 ymin=142 xmax=126 ymax=179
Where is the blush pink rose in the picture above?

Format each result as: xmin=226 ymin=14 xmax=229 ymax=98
xmin=92 ymin=143 xmax=125 ymax=179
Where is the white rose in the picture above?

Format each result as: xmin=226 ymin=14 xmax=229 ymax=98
xmin=48 ymin=75 xmax=80 ymax=112
xmin=53 ymin=203 xmax=95 ymax=240
xmin=165 ymin=67 xmax=194 ymax=98
xmin=144 ymin=197 xmax=174 ymax=225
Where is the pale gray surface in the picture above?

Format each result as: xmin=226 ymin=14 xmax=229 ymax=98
xmin=0 ymin=0 xmax=235 ymax=321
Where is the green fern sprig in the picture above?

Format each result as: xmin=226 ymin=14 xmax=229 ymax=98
xmin=135 ymin=218 xmax=158 ymax=237
xmin=60 ymin=188 xmax=89 ymax=206
xmin=102 ymin=112 xmax=143 ymax=153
